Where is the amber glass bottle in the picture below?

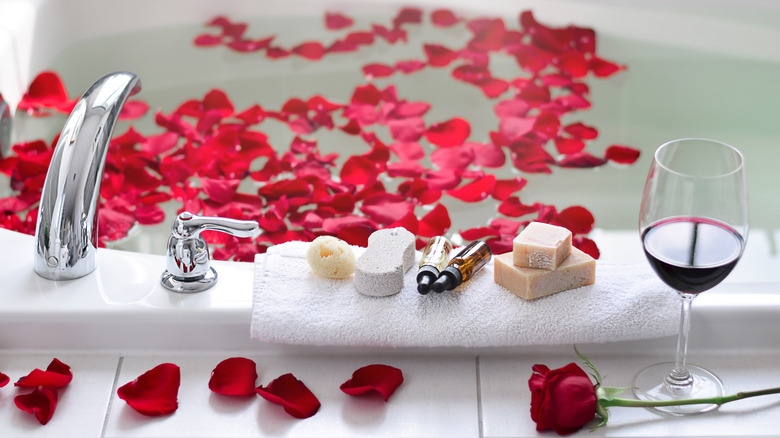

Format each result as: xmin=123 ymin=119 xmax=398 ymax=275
xmin=431 ymin=240 xmax=492 ymax=292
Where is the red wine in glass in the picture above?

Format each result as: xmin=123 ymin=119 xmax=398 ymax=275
xmin=642 ymin=217 xmax=744 ymax=294
xmin=634 ymin=138 xmax=748 ymax=416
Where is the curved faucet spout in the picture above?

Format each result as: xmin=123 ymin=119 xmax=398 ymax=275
xmin=34 ymin=71 xmax=141 ymax=280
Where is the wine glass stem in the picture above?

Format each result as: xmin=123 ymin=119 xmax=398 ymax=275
xmin=666 ymin=293 xmax=695 ymax=393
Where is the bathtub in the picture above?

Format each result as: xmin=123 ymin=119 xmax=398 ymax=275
xmin=1 ymin=0 xmax=780 ymax=436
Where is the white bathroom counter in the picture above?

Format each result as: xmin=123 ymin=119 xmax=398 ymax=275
xmin=2 ymin=228 xmax=780 ymax=437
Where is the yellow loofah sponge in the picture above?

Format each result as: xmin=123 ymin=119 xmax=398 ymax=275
xmin=306 ymin=236 xmax=356 ymax=279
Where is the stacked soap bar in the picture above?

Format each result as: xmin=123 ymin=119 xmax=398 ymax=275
xmin=494 ymin=222 xmax=596 ymax=300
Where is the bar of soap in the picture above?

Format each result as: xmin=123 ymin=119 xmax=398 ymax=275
xmin=495 ymin=247 xmax=595 ymax=300
xmin=513 ymin=222 xmax=572 ymax=270
xmin=306 ymin=236 xmax=356 ymax=279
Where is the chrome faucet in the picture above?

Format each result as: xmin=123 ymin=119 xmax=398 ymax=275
xmin=34 ymin=71 xmax=141 ymax=280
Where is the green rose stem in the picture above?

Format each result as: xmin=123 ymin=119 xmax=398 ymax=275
xmin=600 ymin=386 xmax=780 ymax=409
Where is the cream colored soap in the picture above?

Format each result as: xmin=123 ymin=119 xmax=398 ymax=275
xmin=513 ymin=222 xmax=572 ymax=270
xmin=495 ymin=247 xmax=595 ymax=300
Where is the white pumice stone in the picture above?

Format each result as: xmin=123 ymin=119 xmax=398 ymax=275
xmin=354 ymin=227 xmax=416 ymax=297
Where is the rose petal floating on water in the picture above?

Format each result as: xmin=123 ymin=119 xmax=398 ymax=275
xmin=417 ymin=203 xmax=451 ymax=237
xmin=563 ymin=122 xmax=598 ymax=140
xmin=15 ymin=386 xmax=58 ymax=425
xmin=363 ymin=63 xmax=395 ymax=79
xmin=492 ymin=177 xmax=527 ymax=201
xmin=557 ymin=152 xmax=607 ymax=168
xmin=325 ymin=12 xmax=354 ymax=30
xmin=554 ymin=137 xmax=586 ymax=154
xmin=470 ymin=142 xmax=506 ymax=168
xmin=589 ymin=55 xmax=625 ymax=77
xmin=431 ymin=9 xmax=459 ymax=27
xmin=423 ymin=44 xmax=460 ymax=67
xmin=209 ymin=357 xmax=258 ymax=396
xmin=0 ymin=371 xmax=8 ymax=387
xmin=340 ymin=364 xmax=404 ymax=401
xmin=552 ymin=206 xmax=595 ymax=234
xmin=425 ymin=117 xmax=471 ymax=148
xmin=117 ymin=363 xmax=180 ymax=416
xmin=447 ymin=174 xmax=495 ymax=202
xmin=498 ymin=197 xmax=539 ymax=217
xmin=605 ymin=144 xmax=640 ymax=164
xmin=292 ymin=41 xmax=326 ymax=60
xmin=256 ymin=373 xmax=321 ymax=419
xmin=459 ymin=226 xmax=502 ymax=241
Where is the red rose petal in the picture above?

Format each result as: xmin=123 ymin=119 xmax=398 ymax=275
xmin=470 ymin=142 xmax=506 ymax=168
xmin=492 ymin=177 xmax=527 ymax=201
xmin=194 ymin=33 xmax=224 ymax=47
xmin=363 ymin=63 xmax=395 ymax=79
xmin=18 ymin=71 xmax=70 ymax=112
xmin=340 ymin=364 xmax=404 ymax=402
xmin=467 ymin=18 xmax=506 ymax=52
xmin=389 ymin=141 xmax=425 ymax=161
xmin=475 ymin=77 xmax=510 ymax=98
xmin=533 ymin=112 xmax=560 ymax=139
xmin=459 ymin=226 xmax=501 ymax=241
xmin=292 ymin=41 xmax=326 ymax=60
xmin=135 ymin=205 xmax=166 ymax=225
xmin=325 ymin=12 xmax=354 ymax=30
xmin=119 ymin=100 xmax=150 ymax=120
xmin=360 ymin=193 xmax=414 ymax=224
xmin=15 ymin=358 xmax=72 ymax=388
xmin=431 ymin=144 xmax=474 ymax=170
xmin=490 ymin=217 xmax=524 ymax=235
xmin=552 ymin=206 xmax=595 ymax=234
xmin=447 ymin=174 xmax=495 ymax=202
xmin=15 ymin=386 xmax=58 ymax=425
xmin=423 ymin=44 xmax=459 ymax=67
xmin=563 ymin=122 xmax=598 ymax=140
xmin=0 ymin=371 xmax=9 ymax=387
xmin=554 ymin=137 xmax=586 ymax=154
xmin=394 ymin=59 xmax=426 ymax=74
xmin=340 ymin=155 xmax=381 ymax=186
xmin=557 ymin=152 xmax=607 ymax=168
xmin=256 ymin=373 xmax=320 ymax=419
xmin=388 ymin=117 xmax=425 ymax=143
xmin=425 ymin=117 xmax=470 ymax=148
xmin=574 ymin=236 xmax=600 ymax=259
xmin=393 ymin=7 xmax=423 ymax=27
xmin=589 ymin=56 xmax=625 ymax=77
xmin=117 ymin=363 xmax=180 ymax=416
xmin=417 ymin=203 xmax=451 ymax=237
xmin=498 ymin=197 xmax=539 ymax=217
xmin=431 ymin=9 xmax=459 ymax=27
xmin=499 ymin=117 xmax=535 ymax=142
xmin=209 ymin=357 xmax=258 ymax=396
xmin=605 ymin=145 xmax=640 ymax=164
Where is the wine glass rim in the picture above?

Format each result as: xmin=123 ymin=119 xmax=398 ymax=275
xmin=655 ymin=138 xmax=744 ymax=178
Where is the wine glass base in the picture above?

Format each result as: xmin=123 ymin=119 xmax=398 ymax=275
xmin=632 ymin=362 xmax=724 ymax=416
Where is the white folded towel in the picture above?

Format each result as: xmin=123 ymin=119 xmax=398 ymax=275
xmin=250 ymin=241 xmax=680 ymax=347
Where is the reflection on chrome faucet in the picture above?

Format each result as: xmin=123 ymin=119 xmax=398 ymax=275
xmin=33 ymin=72 xmax=141 ymax=280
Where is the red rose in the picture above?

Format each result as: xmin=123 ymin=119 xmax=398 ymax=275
xmin=528 ymin=362 xmax=597 ymax=435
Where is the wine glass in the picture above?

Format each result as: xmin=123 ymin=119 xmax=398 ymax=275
xmin=634 ymin=138 xmax=748 ymax=415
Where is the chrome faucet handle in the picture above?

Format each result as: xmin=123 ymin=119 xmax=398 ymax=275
xmin=160 ymin=211 xmax=261 ymax=293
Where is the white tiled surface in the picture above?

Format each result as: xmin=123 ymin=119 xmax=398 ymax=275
xmin=3 ymin=349 xmax=780 ymax=437
xmin=0 ymin=353 xmax=120 ymax=438
xmin=480 ymin=351 xmax=780 ymax=438
xmin=104 ymin=353 xmax=479 ymax=438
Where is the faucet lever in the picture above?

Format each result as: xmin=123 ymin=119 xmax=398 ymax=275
xmin=161 ymin=212 xmax=261 ymax=293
